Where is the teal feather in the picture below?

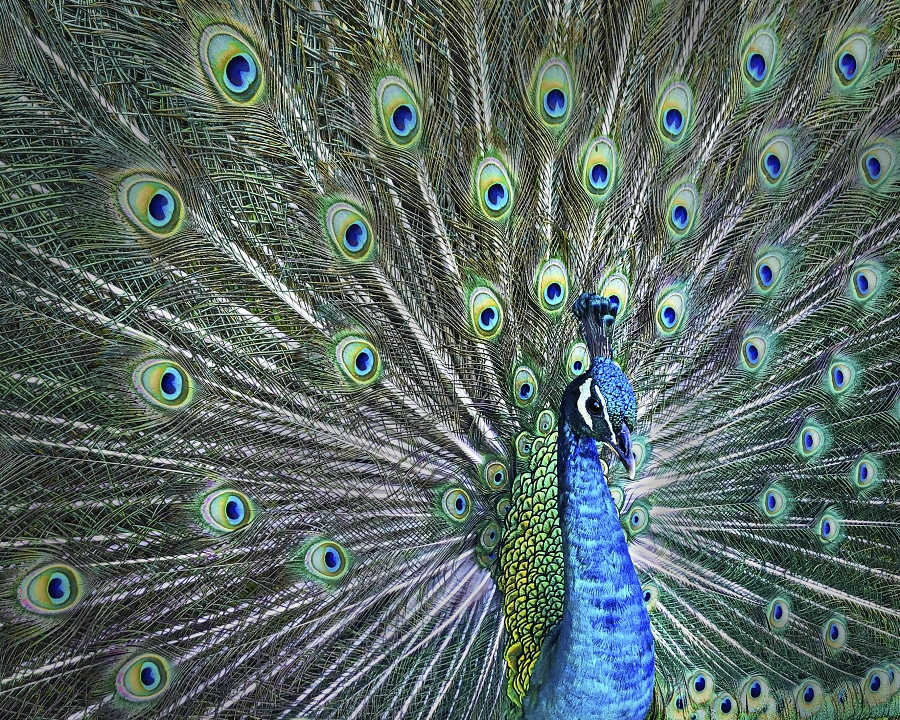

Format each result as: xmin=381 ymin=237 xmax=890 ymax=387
xmin=1 ymin=1 xmax=899 ymax=718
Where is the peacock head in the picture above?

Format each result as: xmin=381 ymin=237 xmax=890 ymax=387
xmin=562 ymin=293 xmax=637 ymax=479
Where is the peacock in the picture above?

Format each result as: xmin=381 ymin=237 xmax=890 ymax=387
xmin=1 ymin=0 xmax=899 ymax=718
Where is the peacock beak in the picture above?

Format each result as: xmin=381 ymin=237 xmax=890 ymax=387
xmin=605 ymin=422 xmax=635 ymax=480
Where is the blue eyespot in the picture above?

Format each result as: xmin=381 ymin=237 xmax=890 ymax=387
xmin=225 ymin=495 xmax=245 ymax=525
xmin=803 ymin=432 xmax=813 ymax=450
xmin=764 ymin=153 xmax=782 ymax=178
xmin=676 ymin=697 xmax=685 ymax=710
xmin=750 ymin=682 xmax=761 ymax=699
xmin=442 ymin=488 xmax=471 ymax=521
xmin=544 ymin=88 xmax=567 ymax=118
xmin=759 ymin=263 xmax=773 ymax=286
xmin=747 ymin=52 xmax=767 ymax=81
xmin=513 ymin=366 xmax=539 ymax=407
xmin=819 ymin=512 xmax=840 ymax=543
xmin=116 ymin=653 xmax=171 ymax=701
xmin=590 ymin=163 xmax=610 ymax=189
xmin=671 ymin=204 xmax=689 ymax=229
xmin=804 ymin=686 xmax=815 ymax=704
xmin=306 ymin=540 xmax=349 ymax=580
xmin=354 ymin=348 xmax=374 ymax=375
xmin=485 ymin=182 xmax=508 ymax=211
xmin=343 ymin=221 xmax=367 ymax=252
xmin=148 ymin=190 xmax=174 ymax=227
xmin=664 ymin=108 xmax=683 ymax=135
xmin=830 ymin=623 xmax=839 ymax=641
xmin=662 ymin=306 xmax=677 ymax=327
xmin=390 ymin=104 xmax=418 ymax=137
xmin=201 ymin=489 xmax=254 ymax=532
xmin=694 ymin=676 xmax=706 ymax=692
xmin=377 ymin=76 xmax=421 ymax=146
xmin=200 ymin=26 xmax=264 ymax=104
xmin=838 ymin=52 xmax=857 ymax=81
xmin=643 ymin=590 xmax=651 ymax=602
xmin=324 ymin=547 xmax=340 ymax=571
xmin=857 ymin=272 xmax=870 ymax=295
xmin=746 ymin=343 xmax=760 ymax=365
xmin=479 ymin=307 xmax=497 ymax=331
xmin=866 ymin=154 xmax=882 ymax=179
xmin=470 ymin=287 xmax=503 ymax=339
xmin=140 ymin=662 xmax=161 ymax=691
xmin=224 ymin=53 xmax=257 ymax=93
xmin=545 ymin=282 xmax=563 ymax=304
xmin=159 ymin=368 xmax=183 ymax=400
xmin=720 ymin=698 xmax=732 ymax=714
xmin=47 ymin=573 xmax=68 ymax=602
xmin=327 ymin=203 xmax=374 ymax=261
xmin=766 ymin=492 xmax=776 ymax=510
xmin=832 ymin=366 xmax=845 ymax=388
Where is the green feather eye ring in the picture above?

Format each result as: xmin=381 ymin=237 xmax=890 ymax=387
xmin=18 ymin=563 xmax=84 ymax=614
xmin=119 ymin=175 xmax=184 ymax=237
xmin=133 ymin=359 xmax=194 ymax=409
xmin=201 ymin=489 xmax=254 ymax=532
xmin=116 ymin=653 xmax=171 ymax=702
xmin=376 ymin=75 xmax=421 ymax=146
xmin=200 ymin=25 xmax=263 ymax=104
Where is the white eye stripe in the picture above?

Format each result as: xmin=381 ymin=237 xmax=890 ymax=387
xmin=577 ymin=378 xmax=593 ymax=427
xmin=577 ymin=378 xmax=617 ymax=439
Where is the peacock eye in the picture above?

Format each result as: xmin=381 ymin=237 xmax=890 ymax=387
xmin=582 ymin=137 xmax=617 ymax=199
xmin=305 ymin=540 xmax=350 ymax=580
xmin=116 ymin=654 xmax=171 ymax=702
xmin=566 ymin=342 xmax=591 ymax=380
xmin=469 ymin=287 xmax=504 ymax=339
xmin=666 ymin=184 xmax=698 ymax=237
xmin=657 ymin=82 xmax=692 ymax=143
xmin=766 ymin=595 xmax=791 ymax=630
xmin=850 ymin=264 xmax=881 ymax=302
xmin=759 ymin=136 xmax=792 ymax=187
xmin=442 ymin=488 xmax=471 ymax=522
xmin=859 ymin=143 xmax=895 ymax=188
xmin=823 ymin=617 xmax=847 ymax=650
xmin=475 ymin=157 xmax=514 ymax=220
xmin=119 ymin=176 xmax=184 ymax=237
xmin=326 ymin=202 xmax=374 ymax=261
xmin=601 ymin=272 xmax=630 ymax=315
xmin=478 ymin=521 xmax=501 ymax=551
xmin=377 ymin=76 xmax=421 ymax=146
xmin=133 ymin=359 xmax=193 ymax=409
xmin=535 ymin=58 xmax=572 ymax=128
xmin=585 ymin=397 xmax=603 ymax=415
xmin=18 ymin=564 xmax=83 ymax=614
xmin=536 ymin=259 xmax=569 ymax=313
xmin=201 ymin=489 xmax=254 ymax=532
xmin=513 ymin=366 xmax=539 ymax=407
xmin=335 ymin=336 xmax=381 ymax=385
xmin=200 ymin=25 xmax=263 ymax=104
xmin=796 ymin=680 xmax=823 ymax=714
xmin=833 ymin=33 xmax=871 ymax=88
xmin=484 ymin=461 xmax=508 ymax=490
xmin=741 ymin=28 xmax=778 ymax=89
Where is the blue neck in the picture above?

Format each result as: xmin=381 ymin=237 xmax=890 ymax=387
xmin=524 ymin=421 xmax=654 ymax=720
